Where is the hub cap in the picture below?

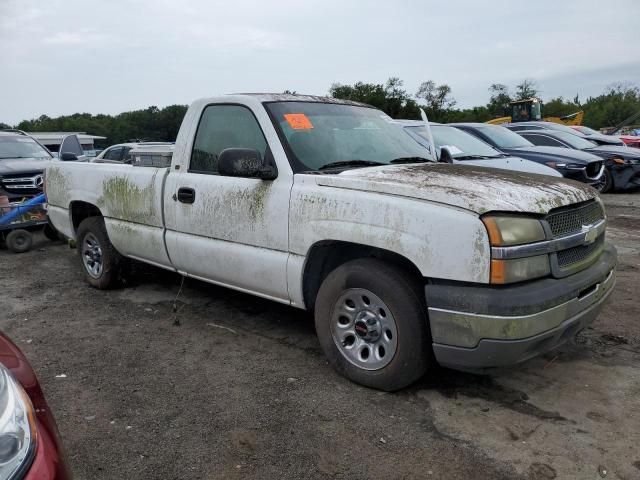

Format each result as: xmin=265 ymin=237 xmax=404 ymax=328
xmin=82 ymin=233 xmax=103 ymax=278
xmin=330 ymin=288 xmax=398 ymax=371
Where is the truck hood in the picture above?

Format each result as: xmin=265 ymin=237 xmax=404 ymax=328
xmin=314 ymin=163 xmax=596 ymax=214
xmin=0 ymin=158 xmax=52 ymax=174
xmin=457 ymin=156 xmax=561 ymax=177
xmin=506 ymin=146 xmax=602 ymax=164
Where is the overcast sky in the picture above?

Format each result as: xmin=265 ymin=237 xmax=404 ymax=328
xmin=1 ymin=0 xmax=638 ymax=125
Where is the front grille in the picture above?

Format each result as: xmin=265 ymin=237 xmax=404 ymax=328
xmin=557 ymin=234 xmax=604 ymax=268
xmin=545 ymin=200 xmax=604 ymax=238
xmin=0 ymin=171 xmax=44 ymax=194
xmin=586 ymin=161 xmax=603 ymax=179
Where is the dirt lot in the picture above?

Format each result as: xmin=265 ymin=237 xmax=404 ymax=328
xmin=1 ymin=194 xmax=639 ymax=480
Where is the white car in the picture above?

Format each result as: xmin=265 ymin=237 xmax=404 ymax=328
xmin=397 ymin=120 xmax=562 ymax=177
xmin=92 ymin=142 xmax=174 ymax=164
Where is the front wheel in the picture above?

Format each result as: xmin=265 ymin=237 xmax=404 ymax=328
xmin=314 ymin=258 xmax=432 ymax=391
xmin=76 ymin=217 xmax=124 ymax=289
xmin=597 ymin=168 xmax=613 ymax=193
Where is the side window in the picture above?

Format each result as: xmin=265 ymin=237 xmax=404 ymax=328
xmin=190 ymin=105 xmax=268 ymax=174
xmin=122 ymin=146 xmax=133 ymax=163
xmin=104 ymin=146 xmax=123 ymax=160
xmin=525 ymin=134 xmax=564 ymax=147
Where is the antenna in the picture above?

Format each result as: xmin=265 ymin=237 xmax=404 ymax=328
xmin=420 ymin=108 xmax=438 ymax=161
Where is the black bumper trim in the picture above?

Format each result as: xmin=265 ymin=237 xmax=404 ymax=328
xmin=424 ymin=244 xmax=616 ymax=316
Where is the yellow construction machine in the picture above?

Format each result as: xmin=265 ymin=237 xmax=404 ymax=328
xmin=486 ymin=97 xmax=584 ymax=126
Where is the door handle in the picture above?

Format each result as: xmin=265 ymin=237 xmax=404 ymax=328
xmin=177 ymin=187 xmax=195 ymax=204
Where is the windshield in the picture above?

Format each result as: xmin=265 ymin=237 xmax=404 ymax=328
xmin=576 ymin=126 xmax=600 ymax=136
xmin=405 ymin=125 xmax=501 ymax=159
xmin=0 ymin=136 xmax=52 ymax=160
xmin=265 ymin=102 xmax=433 ymax=172
xmin=540 ymin=122 xmax=587 ymax=136
xmin=544 ymin=131 xmax=598 ymax=149
xmin=474 ymin=125 xmax=534 ymax=148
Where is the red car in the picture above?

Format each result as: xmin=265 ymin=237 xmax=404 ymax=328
xmin=619 ymin=135 xmax=640 ymax=148
xmin=570 ymin=125 xmax=640 ymax=148
xmin=0 ymin=332 xmax=70 ymax=479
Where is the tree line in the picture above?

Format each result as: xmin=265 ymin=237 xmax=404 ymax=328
xmin=329 ymin=78 xmax=640 ymax=128
xmin=3 ymin=80 xmax=639 ymax=145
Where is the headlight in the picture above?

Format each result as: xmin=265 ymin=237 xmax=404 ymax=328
xmin=545 ymin=161 xmax=566 ymax=169
xmin=482 ymin=215 xmax=550 ymax=284
xmin=545 ymin=162 xmax=585 ymax=170
xmin=0 ymin=366 xmax=36 ymax=479
xmin=482 ymin=215 xmax=546 ymax=246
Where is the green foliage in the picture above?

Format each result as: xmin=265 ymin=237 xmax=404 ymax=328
xmin=487 ymin=84 xmax=511 ymax=117
xmin=329 ymin=78 xmax=420 ymax=119
xmin=416 ymin=80 xmax=456 ymax=117
xmin=515 ymin=79 xmax=538 ymax=100
xmin=542 ymin=97 xmax=581 ymax=118
xmin=4 ymin=79 xmax=639 ymax=144
xmin=582 ymin=83 xmax=640 ymax=129
xmin=13 ymin=105 xmax=188 ymax=146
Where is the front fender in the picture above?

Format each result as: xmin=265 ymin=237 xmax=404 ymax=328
xmin=289 ymin=183 xmax=490 ymax=283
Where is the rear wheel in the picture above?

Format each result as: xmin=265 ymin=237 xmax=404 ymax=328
xmin=76 ymin=217 xmax=124 ymax=289
xmin=314 ymin=258 xmax=431 ymax=391
xmin=6 ymin=229 xmax=33 ymax=253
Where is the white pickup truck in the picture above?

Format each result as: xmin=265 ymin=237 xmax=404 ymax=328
xmin=46 ymin=94 xmax=616 ymax=390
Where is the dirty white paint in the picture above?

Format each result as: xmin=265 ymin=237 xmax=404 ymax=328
xmin=319 ymin=163 xmax=596 ymax=215
xmin=288 ymin=174 xmax=491 ymax=284
xmin=45 ymin=94 xmax=598 ymax=309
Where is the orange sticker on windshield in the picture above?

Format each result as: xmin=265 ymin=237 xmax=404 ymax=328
xmin=284 ymin=113 xmax=313 ymax=130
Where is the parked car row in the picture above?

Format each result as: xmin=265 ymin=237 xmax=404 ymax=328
xmin=393 ymin=119 xmax=640 ymax=193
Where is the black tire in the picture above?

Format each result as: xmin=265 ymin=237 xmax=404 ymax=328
xmin=314 ymin=258 xmax=431 ymax=391
xmin=6 ymin=229 xmax=33 ymax=253
xmin=43 ymin=222 xmax=60 ymax=241
xmin=76 ymin=216 xmax=124 ymax=289
xmin=599 ymin=168 xmax=613 ymax=193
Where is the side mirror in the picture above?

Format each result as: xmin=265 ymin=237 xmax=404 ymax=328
xmin=439 ymin=147 xmax=453 ymax=164
xmin=218 ymin=148 xmax=277 ymax=179
xmin=60 ymin=152 xmax=78 ymax=161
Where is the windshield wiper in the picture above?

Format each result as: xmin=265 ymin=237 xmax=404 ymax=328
xmin=455 ymin=155 xmax=500 ymax=160
xmin=390 ymin=156 xmax=432 ymax=164
xmin=318 ymin=160 xmax=385 ymax=171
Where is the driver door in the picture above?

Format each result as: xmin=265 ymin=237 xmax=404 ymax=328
xmin=164 ymin=104 xmax=292 ymax=303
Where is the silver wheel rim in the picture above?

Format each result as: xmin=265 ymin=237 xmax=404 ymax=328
xmin=330 ymin=288 xmax=398 ymax=371
xmin=82 ymin=233 xmax=103 ymax=278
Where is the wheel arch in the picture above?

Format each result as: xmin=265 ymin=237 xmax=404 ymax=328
xmin=70 ymin=201 xmax=103 ymax=233
xmin=301 ymin=240 xmax=424 ymax=312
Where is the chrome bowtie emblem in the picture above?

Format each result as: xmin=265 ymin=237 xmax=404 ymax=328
xmin=582 ymin=224 xmax=598 ymax=245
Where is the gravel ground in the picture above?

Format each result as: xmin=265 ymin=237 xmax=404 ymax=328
xmin=1 ymin=194 xmax=639 ymax=480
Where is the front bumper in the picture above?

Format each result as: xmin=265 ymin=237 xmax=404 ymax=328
xmin=425 ymin=244 xmax=617 ymax=369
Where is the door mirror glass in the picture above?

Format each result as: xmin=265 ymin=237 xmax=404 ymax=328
xmin=59 ymin=134 xmax=85 ymax=160
xmin=60 ymin=152 xmax=78 ymax=161
xmin=439 ymin=147 xmax=453 ymax=164
xmin=218 ymin=148 xmax=276 ymax=179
